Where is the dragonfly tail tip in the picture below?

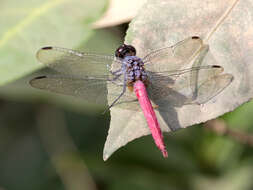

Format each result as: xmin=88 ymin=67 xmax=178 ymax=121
xmin=162 ymin=149 xmax=168 ymax=158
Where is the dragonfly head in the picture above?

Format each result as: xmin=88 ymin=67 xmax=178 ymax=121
xmin=115 ymin=44 xmax=136 ymax=59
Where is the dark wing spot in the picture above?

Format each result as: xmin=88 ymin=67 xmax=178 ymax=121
xmin=29 ymin=76 xmax=47 ymax=86
xmin=41 ymin=46 xmax=53 ymax=50
xmin=192 ymin=36 xmax=200 ymax=39
xmin=33 ymin=76 xmax=47 ymax=79
xmin=212 ymin=65 xmax=221 ymax=68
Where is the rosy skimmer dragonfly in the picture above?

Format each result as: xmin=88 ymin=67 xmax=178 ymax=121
xmin=30 ymin=36 xmax=233 ymax=157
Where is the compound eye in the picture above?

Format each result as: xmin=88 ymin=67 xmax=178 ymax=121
xmin=115 ymin=44 xmax=136 ymax=58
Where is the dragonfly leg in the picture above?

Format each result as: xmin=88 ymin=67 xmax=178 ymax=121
xmin=102 ymin=65 xmax=127 ymax=114
xmin=108 ymin=84 xmax=126 ymax=110
xmin=102 ymin=72 xmax=127 ymax=114
xmin=102 ymin=87 xmax=126 ymax=114
xmin=110 ymin=69 xmax=122 ymax=75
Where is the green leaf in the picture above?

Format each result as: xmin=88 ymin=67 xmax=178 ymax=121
xmin=0 ymin=0 xmax=107 ymax=85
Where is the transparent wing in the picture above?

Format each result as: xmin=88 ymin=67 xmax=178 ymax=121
xmin=144 ymin=36 xmax=233 ymax=107
xmin=30 ymin=75 xmax=139 ymax=108
xmin=143 ymin=36 xmax=204 ymax=72
xmin=30 ymin=75 xmax=108 ymax=104
xmin=34 ymin=46 xmax=140 ymax=109
xmin=147 ymin=65 xmax=233 ymax=107
xmin=36 ymin=46 xmax=122 ymax=78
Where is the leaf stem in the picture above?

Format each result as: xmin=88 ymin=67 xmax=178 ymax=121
xmin=205 ymin=119 xmax=253 ymax=147
xmin=204 ymin=0 xmax=240 ymax=43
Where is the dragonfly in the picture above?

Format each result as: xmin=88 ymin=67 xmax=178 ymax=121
xmin=30 ymin=36 xmax=233 ymax=157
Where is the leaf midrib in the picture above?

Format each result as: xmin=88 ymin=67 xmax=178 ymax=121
xmin=0 ymin=0 xmax=67 ymax=48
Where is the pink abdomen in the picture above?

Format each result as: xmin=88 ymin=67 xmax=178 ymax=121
xmin=133 ymin=80 xmax=168 ymax=157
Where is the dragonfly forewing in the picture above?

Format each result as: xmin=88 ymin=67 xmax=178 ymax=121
xmin=143 ymin=36 xmax=204 ymax=72
xmin=36 ymin=46 xmax=122 ymax=79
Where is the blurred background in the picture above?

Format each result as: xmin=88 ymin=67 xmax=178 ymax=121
xmin=0 ymin=0 xmax=253 ymax=190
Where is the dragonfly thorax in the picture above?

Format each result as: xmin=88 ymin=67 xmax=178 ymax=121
xmin=123 ymin=56 xmax=148 ymax=85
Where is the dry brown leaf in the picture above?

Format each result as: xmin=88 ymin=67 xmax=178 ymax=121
xmin=93 ymin=0 xmax=146 ymax=28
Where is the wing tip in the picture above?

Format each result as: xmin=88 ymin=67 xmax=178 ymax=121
xmin=36 ymin=47 xmax=53 ymax=62
xmin=29 ymin=76 xmax=47 ymax=86
xmin=212 ymin=65 xmax=225 ymax=73
xmin=226 ymin=73 xmax=234 ymax=82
